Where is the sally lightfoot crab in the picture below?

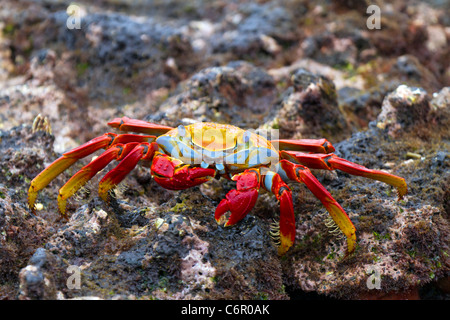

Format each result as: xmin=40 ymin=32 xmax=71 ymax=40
xmin=28 ymin=117 xmax=407 ymax=255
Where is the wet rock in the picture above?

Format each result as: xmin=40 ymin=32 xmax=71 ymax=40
xmin=390 ymin=55 xmax=441 ymax=93
xmin=44 ymin=204 xmax=117 ymax=259
xmin=49 ymin=191 xmax=287 ymax=300
xmin=367 ymin=9 xmax=428 ymax=57
xmin=2 ymin=2 xmax=196 ymax=106
xmin=149 ymin=61 xmax=277 ymax=128
xmin=376 ymin=84 xmax=437 ymax=138
xmin=0 ymin=51 xmax=92 ymax=154
xmin=430 ymin=87 xmax=450 ymax=138
xmin=18 ymin=248 xmax=66 ymax=300
xmin=337 ymin=82 xmax=398 ymax=130
xmin=212 ymin=2 xmax=297 ymax=57
xmin=0 ymin=125 xmax=55 ymax=298
xmin=0 ymin=82 xmax=66 ymax=135
xmin=300 ymin=30 xmax=360 ymax=69
xmin=266 ymin=68 xmax=350 ymax=141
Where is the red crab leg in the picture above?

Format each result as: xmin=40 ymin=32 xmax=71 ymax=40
xmin=261 ymin=170 xmax=295 ymax=255
xmin=150 ymin=154 xmax=216 ymax=191
xmin=98 ymin=142 xmax=159 ymax=201
xmin=215 ymin=169 xmax=260 ymax=227
xmin=271 ymin=138 xmax=335 ymax=153
xmin=57 ymin=142 xmax=141 ymax=216
xmin=28 ymin=133 xmax=154 ymax=212
xmin=279 ymin=160 xmax=357 ymax=254
xmin=281 ymin=151 xmax=408 ymax=199
xmin=108 ymin=116 xmax=174 ymax=135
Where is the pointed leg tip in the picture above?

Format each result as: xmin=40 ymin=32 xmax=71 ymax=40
xmin=28 ymin=204 xmax=37 ymax=215
xmin=98 ymin=178 xmax=116 ymax=203
xmin=277 ymin=234 xmax=294 ymax=256
xmin=98 ymin=188 xmax=107 ymax=201
xmin=397 ymin=184 xmax=408 ymax=201
xmin=57 ymin=198 xmax=71 ymax=220
xmin=277 ymin=246 xmax=289 ymax=256
xmin=99 ymin=189 xmax=111 ymax=203
xmin=344 ymin=235 xmax=357 ymax=257
xmin=277 ymin=243 xmax=292 ymax=256
xmin=57 ymin=198 xmax=68 ymax=217
xmin=27 ymin=191 xmax=38 ymax=214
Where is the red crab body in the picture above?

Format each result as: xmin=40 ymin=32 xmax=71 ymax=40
xmin=28 ymin=117 xmax=407 ymax=255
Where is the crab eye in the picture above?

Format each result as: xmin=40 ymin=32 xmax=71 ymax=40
xmin=177 ymin=125 xmax=186 ymax=136
xmin=243 ymin=131 xmax=251 ymax=144
xmin=201 ymin=161 xmax=209 ymax=169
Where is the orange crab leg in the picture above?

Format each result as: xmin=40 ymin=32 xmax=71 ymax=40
xmin=215 ymin=169 xmax=261 ymax=227
xmin=279 ymin=160 xmax=357 ymax=254
xmin=56 ymin=143 xmax=143 ymax=216
xmin=28 ymin=133 xmax=155 ymax=212
xmin=28 ymin=133 xmax=116 ymax=212
xmin=281 ymin=151 xmax=408 ymax=200
xmin=108 ymin=117 xmax=174 ymax=135
xmin=271 ymin=138 xmax=335 ymax=153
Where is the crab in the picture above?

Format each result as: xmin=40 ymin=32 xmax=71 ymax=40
xmin=28 ymin=117 xmax=407 ymax=255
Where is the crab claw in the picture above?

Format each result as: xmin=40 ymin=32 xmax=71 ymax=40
xmin=215 ymin=169 xmax=260 ymax=227
xmin=151 ymin=154 xmax=215 ymax=190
